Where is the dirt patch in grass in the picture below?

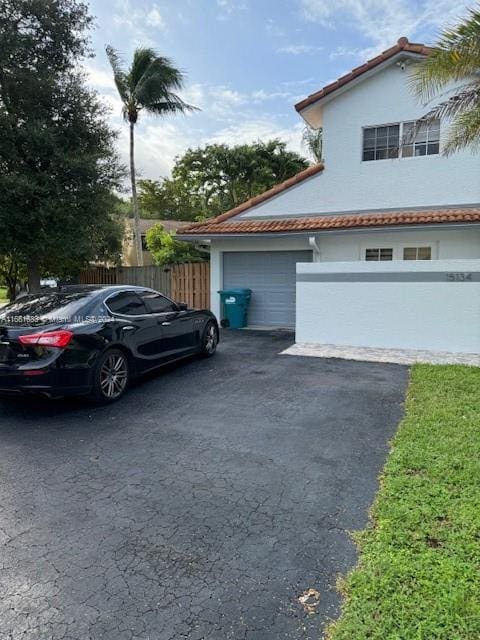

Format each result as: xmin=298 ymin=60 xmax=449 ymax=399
xmin=327 ymin=364 xmax=480 ymax=640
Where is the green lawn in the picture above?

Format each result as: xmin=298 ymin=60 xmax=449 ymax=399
xmin=0 ymin=286 xmax=7 ymax=303
xmin=327 ymin=365 xmax=480 ymax=640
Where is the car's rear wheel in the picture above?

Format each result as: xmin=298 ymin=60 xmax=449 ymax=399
xmin=89 ymin=348 xmax=129 ymax=403
xmin=199 ymin=321 xmax=218 ymax=358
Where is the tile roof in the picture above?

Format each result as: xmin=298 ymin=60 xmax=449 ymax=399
xmin=295 ymin=37 xmax=433 ymax=113
xmin=177 ymin=208 xmax=480 ymax=236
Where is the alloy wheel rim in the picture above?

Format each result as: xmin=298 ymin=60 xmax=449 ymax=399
xmin=205 ymin=324 xmax=217 ymax=353
xmin=100 ymin=354 xmax=128 ymax=399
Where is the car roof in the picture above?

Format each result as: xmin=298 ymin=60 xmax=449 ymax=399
xmin=56 ymin=285 xmax=151 ymax=295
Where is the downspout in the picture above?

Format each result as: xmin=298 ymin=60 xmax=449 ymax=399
xmin=309 ymin=236 xmax=321 ymax=261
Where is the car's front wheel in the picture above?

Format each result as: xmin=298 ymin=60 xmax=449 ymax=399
xmin=89 ymin=348 xmax=130 ymax=403
xmin=199 ymin=321 xmax=218 ymax=358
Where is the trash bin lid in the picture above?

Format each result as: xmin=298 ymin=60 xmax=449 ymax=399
xmin=218 ymin=288 xmax=252 ymax=295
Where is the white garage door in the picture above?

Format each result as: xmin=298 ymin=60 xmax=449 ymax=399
xmin=223 ymin=251 xmax=312 ymax=327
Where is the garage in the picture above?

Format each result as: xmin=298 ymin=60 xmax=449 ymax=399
xmin=223 ymin=250 xmax=312 ymax=327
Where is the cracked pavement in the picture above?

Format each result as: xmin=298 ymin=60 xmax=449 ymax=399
xmin=0 ymin=330 xmax=408 ymax=639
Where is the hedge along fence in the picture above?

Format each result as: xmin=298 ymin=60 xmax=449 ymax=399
xmin=80 ymin=263 xmax=210 ymax=309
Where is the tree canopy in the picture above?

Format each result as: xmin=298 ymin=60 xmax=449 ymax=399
xmin=145 ymin=224 xmax=206 ymax=265
xmin=137 ymin=140 xmax=309 ymax=221
xmin=0 ymin=0 xmax=124 ymax=292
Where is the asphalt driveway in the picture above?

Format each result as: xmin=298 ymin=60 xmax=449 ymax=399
xmin=0 ymin=330 xmax=408 ymax=640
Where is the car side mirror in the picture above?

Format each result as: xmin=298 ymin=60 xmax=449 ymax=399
xmin=177 ymin=302 xmax=188 ymax=311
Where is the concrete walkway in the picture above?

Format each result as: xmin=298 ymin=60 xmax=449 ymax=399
xmin=283 ymin=342 xmax=480 ymax=366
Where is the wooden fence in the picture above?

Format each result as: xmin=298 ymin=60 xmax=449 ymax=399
xmin=80 ymin=263 xmax=210 ymax=309
xmin=171 ymin=262 xmax=210 ymax=310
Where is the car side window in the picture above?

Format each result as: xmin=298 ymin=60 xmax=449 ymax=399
xmin=106 ymin=291 xmax=148 ymax=316
xmin=139 ymin=291 xmax=177 ymax=314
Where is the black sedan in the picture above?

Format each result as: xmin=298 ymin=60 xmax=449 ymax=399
xmin=0 ymin=285 xmax=219 ymax=403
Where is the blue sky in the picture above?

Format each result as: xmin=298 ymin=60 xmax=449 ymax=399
xmin=85 ymin=0 xmax=471 ymax=179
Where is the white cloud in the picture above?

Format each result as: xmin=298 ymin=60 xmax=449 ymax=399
xmin=133 ymin=121 xmax=195 ymax=177
xmin=112 ymin=0 xmax=167 ymax=48
xmin=210 ymin=86 xmax=246 ymax=107
xmin=216 ymin=0 xmax=248 ymax=20
xmin=265 ymin=18 xmax=285 ymax=37
xmin=277 ymin=44 xmax=323 ymax=55
xmin=206 ymin=120 xmax=305 ymax=156
xmin=300 ymin=0 xmax=472 ymax=53
xmin=179 ymin=83 xmax=206 ymax=110
xmin=82 ymin=62 xmax=117 ymax=90
xmin=329 ymin=45 xmax=361 ymax=60
xmin=146 ymin=7 xmax=165 ymax=29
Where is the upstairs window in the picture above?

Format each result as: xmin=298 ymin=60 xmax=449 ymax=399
xmin=402 ymin=120 xmax=440 ymax=157
xmin=363 ymin=119 xmax=440 ymax=161
xmin=363 ymin=125 xmax=400 ymax=161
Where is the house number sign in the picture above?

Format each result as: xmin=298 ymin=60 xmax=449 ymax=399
xmin=446 ymin=272 xmax=473 ymax=282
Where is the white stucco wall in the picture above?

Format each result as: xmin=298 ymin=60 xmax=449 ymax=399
xmin=239 ymin=64 xmax=479 ymax=219
xmin=209 ymin=227 xmax=480 ymax=319
xmin=296 ymin=260 xmax=480 ymax=353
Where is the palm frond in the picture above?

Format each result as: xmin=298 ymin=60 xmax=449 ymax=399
xmin=420 ymin=83 xmax=480 ymax=123
xmin=443 ymin=106 xmax=480 ymax=155
xmin=105 ymin=45 xmax=129 ymax=104
xmin=129 ymin=48 xmax=160 ymax=91
xmin=129 ymin=52 xmax=199 ymax=114
xmin=134 ymin=57 xmax=187 ymax=104
xmin=302 ymin=126 xmax=323 ymax=162
xmin=145 ymin=94 xmax=199 ymax=117
xmin=411 ymin=8 xmax=480 ymax=101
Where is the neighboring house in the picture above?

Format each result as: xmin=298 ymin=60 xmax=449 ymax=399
xmin=178 ymin=38 xmax=480 ymax=338
xmin=123 ymin=218 xmax=190 ymax=266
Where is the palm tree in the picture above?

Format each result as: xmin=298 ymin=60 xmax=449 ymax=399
xmin=411 ymin=8 xmax=480 ymax=155
xmin=302 ymin=126 xmax=323 ymax=163
xmin=106 ymin=46 xmax=198 ymax=265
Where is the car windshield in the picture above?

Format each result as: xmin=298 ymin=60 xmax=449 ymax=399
xmin=0 ymin=292 xmax=94 ymax=326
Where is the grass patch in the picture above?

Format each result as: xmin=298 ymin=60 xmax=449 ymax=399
xmin=0 ymin=286 xmax=7 ymax=303
xmin=327 ymin=365 xmax=480 ymax=640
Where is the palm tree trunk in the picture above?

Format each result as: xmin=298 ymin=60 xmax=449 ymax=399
xmin=129 ymin=121 xmax=143 ymax=267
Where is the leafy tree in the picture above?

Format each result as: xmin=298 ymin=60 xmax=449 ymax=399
xmin=106 ymin=45 xmax=198 ymax=266
xmin=137 ymin=178 xmax=182 ymax=218
xmin=137 ymin=140 xmax=309 ymax=221
xmin=302 ymin=126 xmax=323 ymax=162
xmin=412 ymin=8 xmax=480 ymax=154
xmin=138 ymin=177 xmax=205 ymax=221
xmin=0 ymin=254 xmax=25 ymax=302
xmin=0 ymin=0 xmax=124 ymax=292
xmin=145 ymin=224 xmax=206 ymax=265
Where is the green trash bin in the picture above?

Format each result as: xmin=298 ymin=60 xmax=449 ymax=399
xmin=218 ymin=288 xmax=252 ymax=329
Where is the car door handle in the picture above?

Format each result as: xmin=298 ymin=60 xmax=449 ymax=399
xmin=122 ymin=325 xmax=135 ymax=332
xmin=161 ymin=321 xmax=171 ymax=326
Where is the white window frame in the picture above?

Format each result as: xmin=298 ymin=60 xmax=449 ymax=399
xmin=361 ymin=241 xmax=438 ymax=261
xmin=399 ymin=242 xmax=437 ymax=260
xmin=361 ymin=119 xmax=441 ymax=162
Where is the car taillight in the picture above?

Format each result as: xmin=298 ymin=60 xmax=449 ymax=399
xmin=19 ymin=330 xmax=74 ymax=348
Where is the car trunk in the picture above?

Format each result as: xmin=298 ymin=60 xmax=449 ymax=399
xmin=0 ymin=324 xmax=63 ymax=369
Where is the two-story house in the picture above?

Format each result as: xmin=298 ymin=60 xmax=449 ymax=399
xmin=178 ymin=38 xmax=480 ymax=334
